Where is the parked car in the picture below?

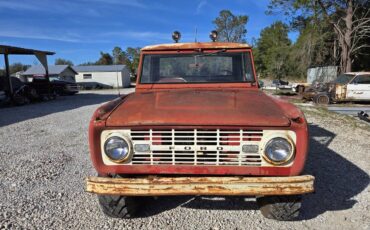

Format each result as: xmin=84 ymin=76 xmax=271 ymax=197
xmin=272 ymin=79 xmax=289 ymax=86
xmin=85 ymin=38 xmax=314 ymax=221
xmin=24 ymin=77 xmax=57 ymax=100
xmin=292 ymin=82 xmax=312 ymax=94
xmin=78 ymin=82 xmax=113 ymax=90
xmin=24 ymin=76 xmax=79 ymax=100
xmin=50 ymin=78 xmax=79 ymax=95
xmin=303 ymin=72 xmax=370 ymax=104
xmin=0 ymin=76 xmax=37 ymax=105
xmin=272 ymin=79 xmax=292 ymax=90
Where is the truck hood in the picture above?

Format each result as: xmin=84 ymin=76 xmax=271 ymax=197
xmin=106 ymin=89 xmax=292 ymax=127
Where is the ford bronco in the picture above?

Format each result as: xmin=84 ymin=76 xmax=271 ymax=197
xmin=86 ymin=33 xmax=314 ymax=221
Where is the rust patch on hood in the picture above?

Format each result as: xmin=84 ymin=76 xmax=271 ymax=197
xmin=155 ymin=90 xmax=236 ymax=110
xmin=106 ymin=89 xmax=291 ymax=127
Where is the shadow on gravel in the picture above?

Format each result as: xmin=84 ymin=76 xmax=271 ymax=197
xmin=299 ymin=124 xmax=370 ymax=220
xmin=137 ymin=196 xmax=258 ymax=217
xmin=0 ymin=93 xmax=118 ymax=127
xmin=137 ymin=124 xmax=369 ymax=219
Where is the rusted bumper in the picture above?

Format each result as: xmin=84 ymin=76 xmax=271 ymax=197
xmin=86 ymin=175 xmax=314 ymax=196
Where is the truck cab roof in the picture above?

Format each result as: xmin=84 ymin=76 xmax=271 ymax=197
xmin=141 ymin=42 xmax=251 ymax=51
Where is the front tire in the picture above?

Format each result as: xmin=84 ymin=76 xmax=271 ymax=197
xmin=98 ymin=194 xmax=140 ymax=218
xmin=257 ymin=195 xmax=302 ymax=221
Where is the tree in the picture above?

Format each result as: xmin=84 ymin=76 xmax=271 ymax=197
xmin=96 ymin=52 xmax=113 ymax=65
xmin=0 ymin=63 xmax=30 ymax=76
xmin=55 ymin=58 xmax=74 ymax=66
xmin=79 ymin=61 xmax=96 ymax=66
xmin=268 ymin=0 xmax=370 ymax=72
xmin=212 ymin=10 xmax=249 ymax=43
xmin=124 ymin=47 xmax=140 ymax=76
xmin=289 ymin=18 xmax=336 ymax=78
xmin=254 ymin=21 xmax=292 ymax=79
xmin=112 ymin=46 xmax=126 ymax=64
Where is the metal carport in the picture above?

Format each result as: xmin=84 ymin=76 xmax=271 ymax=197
xmin=0 ymin=45 xmax=54 ymax=99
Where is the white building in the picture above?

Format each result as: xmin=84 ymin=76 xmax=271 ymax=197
xmin=74 ymin=65 xmax=131 ymax=89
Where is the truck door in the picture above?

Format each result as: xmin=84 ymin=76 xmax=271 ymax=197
xmin=346 ymin=74 xmax=370 ymax=100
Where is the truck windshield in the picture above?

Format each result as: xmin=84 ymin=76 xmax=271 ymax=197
xmin=140 ymin=51 xmax=255 ymax=84
xmin=334 ymin=74 xmax=354 ymax=84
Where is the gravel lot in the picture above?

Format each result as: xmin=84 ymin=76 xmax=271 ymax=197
xmin=0 ymin=89 xmax=369 ymax=229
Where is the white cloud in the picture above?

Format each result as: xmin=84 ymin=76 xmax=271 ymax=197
xmin=0 ymin=1 xmax=40 ymax=11
xmin=196 ymin=0 xmax=207 ymax=14
xmin=0 ymin=30 xmax=81 ymax=43
xmin=100 ymin=30 xmax=197 ymax=43
xmin=100 ymin=31 xmax=169 ymax=42
xmin=0 ymin=21 xmax=112 ymax=43
xmin=80 ymin=0 xmax=147 ymax=8
xmin=0 ymin=0 xmax=102 ymax=17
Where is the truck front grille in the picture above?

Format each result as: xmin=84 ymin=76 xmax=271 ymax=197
xmin=129 ymin=129 xmax=263 ymax=166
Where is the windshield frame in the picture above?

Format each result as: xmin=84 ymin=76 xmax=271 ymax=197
xmin=136 ymin=48 xmax=258 ymax=90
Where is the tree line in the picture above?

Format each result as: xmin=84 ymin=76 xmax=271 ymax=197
xmin=213 ymin=0 xmax=370 ymax=80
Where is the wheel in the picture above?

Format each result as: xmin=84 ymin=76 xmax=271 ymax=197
xmin=314 ymin=93 xmax=330 ymax=105
xmin=257 ymin=195 xmax=302 ymax=221
xmin=28 ymin=88 xmax=39 ymax=101
xmin=97 ymin=194 xmax=140 ymax=218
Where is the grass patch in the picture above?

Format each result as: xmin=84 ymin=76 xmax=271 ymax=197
xmin=297 ymin=104 xmax=370 ymax=132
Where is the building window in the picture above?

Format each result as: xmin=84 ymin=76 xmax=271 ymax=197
xmin=83 ymin=74 xmax=92 ymax=79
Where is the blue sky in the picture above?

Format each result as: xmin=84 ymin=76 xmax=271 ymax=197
xmin=0 ymin=0 xmax=294 ymax=66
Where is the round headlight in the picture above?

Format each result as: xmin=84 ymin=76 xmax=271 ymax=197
xmin=264 ymin=137 xmax=294 ymax=165
xmin=104 ymin=136 xmax=131 ymax=162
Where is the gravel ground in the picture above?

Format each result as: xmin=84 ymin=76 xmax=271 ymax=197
xmin=0 ymin=89 xmax=369 ymax=229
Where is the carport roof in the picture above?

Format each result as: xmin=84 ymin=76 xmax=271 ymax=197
xmin=0 ymin=45 xmax=54 ymax=55
xmin=73 ymin=65 xmax=126 ymax=73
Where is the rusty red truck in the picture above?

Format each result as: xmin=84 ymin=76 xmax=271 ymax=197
xmin=86 ymin=33 xmax=314 ymax=221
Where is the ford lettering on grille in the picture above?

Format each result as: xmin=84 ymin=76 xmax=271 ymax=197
xmin=128 ymin=129 xmax=263 ymax=166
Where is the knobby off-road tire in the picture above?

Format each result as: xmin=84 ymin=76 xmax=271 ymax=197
xmin=256 ymin=195 xmax=302 ymax=221
xmin=98 ymin=194 xmax=141 ymax=218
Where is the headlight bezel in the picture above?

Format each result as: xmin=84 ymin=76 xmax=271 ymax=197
xmin=262 ymin=136 xmax=295 ymax=165
xmin=103 ymin=135 xmax=132 ymax=163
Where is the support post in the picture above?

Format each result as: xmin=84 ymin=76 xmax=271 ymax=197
xmin=35 ymin=52 xmax=51 ymax=96
xmin=4 ymin=53 xmax=13 ymax=97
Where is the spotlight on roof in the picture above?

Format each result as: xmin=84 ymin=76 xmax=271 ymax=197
xmin=209 ymin=30 xmax=218 ymax=42
xmin=172 ymin=31 xmax=181 ymax=43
